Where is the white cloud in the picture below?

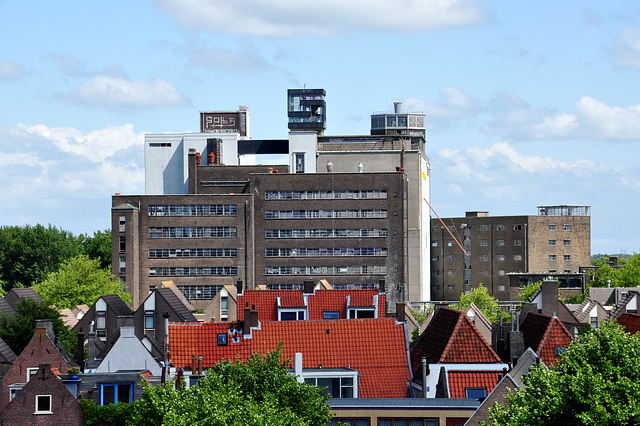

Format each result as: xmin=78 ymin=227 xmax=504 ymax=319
xmin=18 ymin=123 xmax=144 ymax=162
xmin=0 ymin=60 xmax=26 ymax=81
xmin=153 ymin=0 xmax=489 ymax=37
xmin=0 ymin=124 xmax=145 ymax=234
xmin=187 ymin=43 xmax=273 ymax=73
xmin=61 ymin=76 xmax=189 ymax=109
xmin=483 ymin=92 xmax=640 ymax=141
xmin=607 ymin=26 xmax=640 ymax=70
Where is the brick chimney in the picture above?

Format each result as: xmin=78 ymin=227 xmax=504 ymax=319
xmin=243 ymin=305 xmax=259 ymax=335
xmin=541 ymin=280 xmax=559 ymax=317
xmin=303 ymin=278 xmax=314 ymax=294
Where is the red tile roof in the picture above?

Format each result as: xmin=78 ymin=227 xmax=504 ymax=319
xmin=169 ymin=318 xmax=411 ymax=398
xmin=237 ymin=289 xmax=385 ymax=321
xmin=617 ymin=313 xmax=640 ymax=335
xmin=447 ymin=370 xmax=503 ymax=398
xmin=410 ymin=308 xmax=501 ymax=373
xmin=521 ymin=313 xmax=574 ymax=366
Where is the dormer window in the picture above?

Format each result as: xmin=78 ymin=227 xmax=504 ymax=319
xmin=348 ymin=308 xmax=374 ymax=319
xmin=323 ymin=311 xmax=339 ymax=319
xmin=96 ymin=311 xmax=107 ymax=339
xmin=145 ymin=311 xmax=155 ymax=335
xmin=465 ymin=387 xmax=487 ymax=399
xmin=279 ymin=310 xmax=305 ymax=321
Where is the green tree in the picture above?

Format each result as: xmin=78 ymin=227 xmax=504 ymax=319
xmin=0 ymin=224 xmax=83 ymax=290
xmin=80 ymin=229 xmax=112 ymax=269
xmin=487 ymin=321 xmax=640 ymax=425
xmin=130 ymin=345 xmax=333 ymax=426
xmin=0 ymin=298 xmax=77 ymax=356
xmin=451 ymin=285 xmax=506 ymax=323
xmin=518 ymin=280 xmax=543 ymax=303
xmin=33 ymin=254 xmax=130 ymax=309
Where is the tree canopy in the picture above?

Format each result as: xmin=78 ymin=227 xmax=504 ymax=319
xmin=33 ymin=254 xmax=130 ymax=309
xmin=450 ymin=285 xmax=506 ymax=323
xmin=487 ymin=320 xmax=640 ymax=425
xmin=0 ymin=224 xmax=112 ymax=291
xmin=0 ymin=297 xmax=76 ymax=356
xmin=129 ymin=345 xmax=333 ymax=426
xmin=591 ymin=252 xmax=640 ymax=288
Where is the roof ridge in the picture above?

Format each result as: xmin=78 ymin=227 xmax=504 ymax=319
xmin=439 ymin=314 xmax=464 ymax=362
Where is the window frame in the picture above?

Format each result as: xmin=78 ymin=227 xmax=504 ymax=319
xmin=35 ymin=394 xmax=52 ymax=414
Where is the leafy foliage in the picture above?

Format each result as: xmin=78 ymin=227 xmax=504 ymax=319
xmin=591 ymin=253 xmax=640 ymax=288
xmin=33 ymin=254 xmax=130 ymax=309
xmin=0 ymin=225 xmax=112 ymax=291
xmin=130 ymin=345 xmax=333 ymax=426
xmin=518 ymin=280 xmax=543 ymax=303
xmin=80 ymin=399 xmax=135 ymax=426
xmin=0 ymin=298 xmax=76 ymax=356
xmin=450 ymin=285 xmax=507 ymax=323
xmin=487 ymin=321 xmax=640 ymax=425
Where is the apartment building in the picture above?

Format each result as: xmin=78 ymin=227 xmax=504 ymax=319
xmin=430 ymin=206 xmax=591 ymax=301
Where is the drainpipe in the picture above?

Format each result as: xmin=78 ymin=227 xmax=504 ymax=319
xmin=421 ymin=357 xmax=429 ymax=398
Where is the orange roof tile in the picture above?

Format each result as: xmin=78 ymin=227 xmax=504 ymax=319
xmin=522 ymin=313 xmax=574 ymax=366
xmin=169 ymin=318 xmax=411 ymax=398
xmin=447 ymin=370 xmax=503 ymax=398
xmin=278 ymin=292 xmax=305 ymax=308
xmin=617 ymin=313 xmax=640 ymax=334
xmin=410 ymin=308 xmax=501 ymax=373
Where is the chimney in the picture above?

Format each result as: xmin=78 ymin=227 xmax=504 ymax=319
xmin=509 ymin=330 xmax=525 ymax=361
xmin=196 ymin=152 xmax=202 ymax=165
xmin=294 ymin=353 xmax=303 ymax=383
xmin=378 ymin=279 xmax=386 ymax=294
xmin=87 ymin=328 xmax=96 ymax=362
xmin=76 ymin=333 xmax=85 ymax=370
xmin=396 ymin=303 xmax=406 ymax=322
xmin=192 ymin=354 xmax=197 ymax=374
xmin=236 ymin=280 xmax=243 ymax=295
xmin=303 ymin=278 xmax=314 ymax=294
xmin=394 ymin=101 xmax=402 ymax=113
xmin=207 ymin=152 xmax=215 ymax=165
xmin=197 ymin=355 xmax=203 ymax=375
xmin=36 ymin=319 xmax=54 ymax=341
xmin=541 ymin=280 xmax=559 ymax=317
xmin=609 ymin=256 xmax=618 ymax=267
xmin=244 ymin=306 xmax=259 ymax=334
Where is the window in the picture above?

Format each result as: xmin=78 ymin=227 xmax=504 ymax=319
xmin=496 ymin=225 xmax=504 ymax=231
xmin=563 ymin=224 xmax=571 ymax=231
xmin=432 ymin=270 xmax=439 ymax=276
xmin=447 ymin=270 xmax=456 ymax=276
xmin=514 ymin=254 xmax=522 ymax=261
xmin=100 ymin=384 xmax=133 ymax=405
xmin=431 ymin=241 xmax=438 ymax=247
xmin=119 ymin=216 xmax=126 ymax=232
xmin=379 ymin=420 xmax=437 ymax=426
xmin=513 ymin=224 xmax=522 ymax=231
xmin=305 ymin=377 xmax=355 ymax=398
xmin=447 ymin=226 xmax=455 ymax=232
xmin=497 ymin=255 xmax=505 ymax=261
xmin=280 ymin=310 xmax=304 ymax=321
xmin=549 ymin=269 xmax=557 ymax=274
xmin=497 ymin=285 xmax=506 ymax=292
xmin=564 ymin=239 xmax=571 ymax=246
xmin=564 ymin=269 xmax=572 ymax=273
xmin=119 ymin=236 xmax=126 ymax=253
xmin=479 ymin=225 xmax=488 ymax=231
xmin=329 ymin=419 xmax=370 ymax=426
xmin=549 ymin=224 xmax=556 ymax=230
xmin=144 ymin=311 xmax=154 ymax=332
xmin=27 ymin=367 xmax=39 ymax=382
xmin=217 ymin=333 xmax=228 ymax=346
xmin=119 ymin=256 xmax=126 ymax=273
xmin=447 ymin=241 xmax=454 ymax=247
xmin=497 ymin=270 xmax=505 ymax=276
xmin=96 ymin=311 xmax=107 ymax=339
xmin=564 ymin=255 xmax=571 ymax=261
xmin=480 ymin=240 xmax=488 ymax=246
xmin=447 ymin=255 xmax=456 ymax=261
xmin=35 ymin=395 xmax=52 ymax=414
xmin=447 ymin=285 xmax=455 ymax=291
xmin=432 ymin=255 xmax=439 ymax=261
xmin=480 ymin=270 xmax=489 ymax=276
xmin=514 ymin=239 xmax=522 ymax=246
xmin=465 ymin=387 xmax=487 ymax=399
xmin=323 ymin=311 xmax=340 ymax=319
xmin=590 ymin=317 xmax=598 ymax=328
xmin=549 ymin=239 xmax=556 ymax=246
xmin=294 ymin=152 xmax=305 ymax=173
xmin=348 ymin=308 xmax=375 ymax=319
xmin=497 ymin=240 xmax=505 ymax=246
xmin=431 ymin=226 xmax=440 ymax=233
xmin=549 ymin=255 xmax=557 ymax=261
xmin=479 ymin=254 xmax=488 ymax=261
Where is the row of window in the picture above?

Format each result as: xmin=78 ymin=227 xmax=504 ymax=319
xmin=149 ymin=267 xmax=237 ymax=276
xmin=434 ymin=223 xmax=572 ymax=232
xmin=329 ymin=419 xmax=437 ymax=426
xmin=549 ymin=239 xmax=571 ymax=246
xmin=177 ymin=285 xmax=223 ymax=300
xmin=266 ymin=265 xmax=388 ymax=275
xmin=265 ymin=248 xmax=388 ymax=257
xmin=434 ymin=254 xmax=525 ymax=262
xmin=432 ymin=238 xmax=571 ymax=247
xmin=148 ymin=248 xmax=237 ymax=258
xmin=148 ymin=204 xmax=237 ymax=216
xmin=265 ymin=210 xmax=388 ymax=219
xmin=148 ymin=227 xmax=237 ymax=238
xmin=433 ymin=284 xmax=507 ymax=292
xmin=266 ymin=228 xmax=388 ymax=238
xmin=549 ymin=254 xmax=572 ymax=261
xmin=265 ymin=190 xmax=387 ymax=200
xmin=433 ymin=269 xmax=514 ymax=276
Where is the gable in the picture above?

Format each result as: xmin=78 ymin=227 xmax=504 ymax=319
xmin=533 ymin=317 xmax=574 ymax=366
xmin=447 ymin=370 xmax=503 ymax=398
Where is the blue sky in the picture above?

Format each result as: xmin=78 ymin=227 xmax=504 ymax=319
xmin=1 ymin=0 xmax=639 ymax=255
